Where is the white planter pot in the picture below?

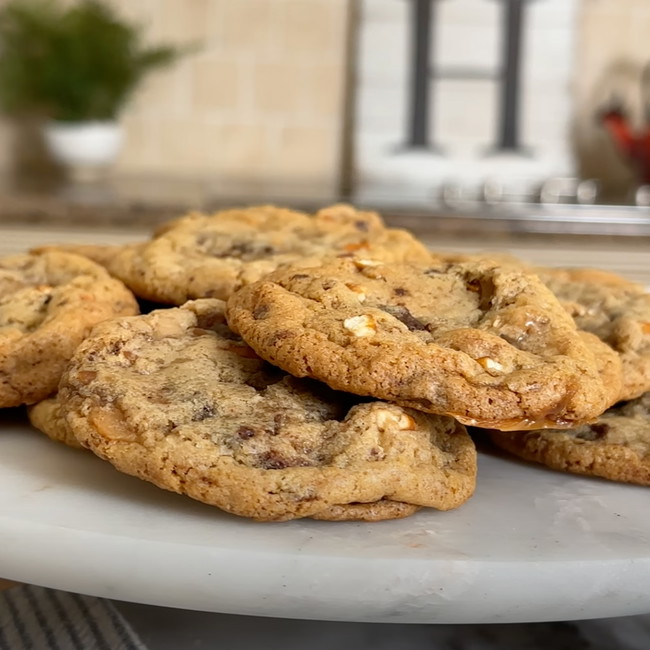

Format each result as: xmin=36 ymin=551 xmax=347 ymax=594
xmin=43 ymin=121 xmax=123 ymax=179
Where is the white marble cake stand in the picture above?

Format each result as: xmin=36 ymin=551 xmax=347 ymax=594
xmin=1 ymin=420 xmax=649 ymax=624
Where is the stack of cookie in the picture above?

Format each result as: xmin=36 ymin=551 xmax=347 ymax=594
xmin=1 ymin=204 xmax=648 ymax=522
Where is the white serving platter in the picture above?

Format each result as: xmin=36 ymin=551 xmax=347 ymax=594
xmin=1 ymin=415 xmax=649 ymax=624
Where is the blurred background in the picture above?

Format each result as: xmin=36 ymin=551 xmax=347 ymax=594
xmin=0 ymin=0 xmax=650 ymax=242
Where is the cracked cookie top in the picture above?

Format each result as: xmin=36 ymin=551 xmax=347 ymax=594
xmin=536 ymin=267 xmax=650 ymax=401
xmin=58 ymin=299 xmax=476 ymax=522
xmin=0 ymin=251 xmax=138 ymax=407
xmin=226 ymin=258 xmax=622 ymax=430
xmin=430 ymin=255 xmax=650 ymax=403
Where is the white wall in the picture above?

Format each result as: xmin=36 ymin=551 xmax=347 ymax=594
xmin=354 ymin=0 xmax=579 ymax=203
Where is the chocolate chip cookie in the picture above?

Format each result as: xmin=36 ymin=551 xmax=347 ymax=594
xmin=226 ymin=258 xmax=622 ymax=430
xmin=59 ymin=299 xmax=476 ymax=522
xmin=488 ymin=392 xmax=650 ymax=485
xmin=28 ymin=389 xmax=421 ymax=520
xmin=31 ymin=242 xmax=137 ymax=271
xmin=0 ymin=251 xmax=139 ymax=407
xmin=82 ymin=204 xmax=432 ymax=305
xmin=28 ymin=396 xmax=82 ymax=448
xmin=535 ymin=267 xmax=650 ymax=401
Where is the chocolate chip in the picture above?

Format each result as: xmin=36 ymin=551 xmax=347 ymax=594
xmin=259 ymin=451 xmax=290 ymax=469
xmin=591 ymin=422 xmax=610 ymax=436
xmin=379 ymin=304 xmax=427 ymax=332
xmin=354 ymin=220 xmax=369 ymax=232
xmin=213 ymin=241 xmax=275 ymax=260
xmin=253 ymin=304 xmax=269 ymax=319
xmin=272 ymin=413 xmax=284 ymax=435
xmin=258 ymin=451 xmax=313 ymax=470
xmin=393 ymin=287 xmax=410 ymax=297
xmin=106 ymin=340 xmax=125 ymax=355
xmin=193 ymin=404 xmax=216 ymax=421
xmin=576 ymin=422 xmax=610 ymax=441
xmin=237 ymin=426 xmax=256 ymax=439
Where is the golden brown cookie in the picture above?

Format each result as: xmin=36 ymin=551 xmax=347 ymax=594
xmin=28 ymin=396 xmax=82 ymax=448
xmin=429 ymin=251 xmax=525 ymax=268
xmin=535 ymin=267 xmax=650 ymax=401
xmin=0 ymin=251 xmax=139 ymax=407
xmin=28 ymin=394 xmax=421 ymax=520
xmin=226 ymin=257 xmax=622 ymax=430
xmin=31 ymin=242 xmax=134 ymax=269
xmin=488 ymin=392 xmax=650 ymax=485
xmin=58 ymin=299 xmax=476 ymax=522
xmin=93 ymin=204 xmax=432 ymax=304
xmin=311 ymin=500 xmax=420 ymax=521
xmin=433 ymin=258 xmax=650 ymax=401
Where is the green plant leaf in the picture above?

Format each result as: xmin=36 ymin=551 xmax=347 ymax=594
xmin=0 ymin=0 xmax=193 ymax=121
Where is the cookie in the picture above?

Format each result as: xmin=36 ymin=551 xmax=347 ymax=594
xmin=86 ymin=204 xmax=432 ymax=305
xmin=434 ymin=254 xmax=650 ymax=401
xmin=226 ymin=257 xmax=622 ymax=430
xmin=26 ymin=397 xmax=420 ymax=520
xmin=58 ymin=299 xmax=476 ymax=522
xmin=488 ymin=392 xmax=650 ymax=485
xmin=28 ymin=396 xmax=82 ymax=448
xmin=311 ymin=500 xmax=420 ymax=521
xmin=31 ymin=242 xmax=135 ymax=269
xmin=429 ymin=251 xmax=525 ymax=268
xmin=0 ymin=251 xmax=139 ymax=407
xmin=535 ymin=267 xmax=650 ymax=401
xmin=28 ymin=394 xmax=420 ymax=520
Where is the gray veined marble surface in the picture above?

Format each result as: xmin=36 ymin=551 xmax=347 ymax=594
xmin=117 ymin=603 xmax=650 ymax=650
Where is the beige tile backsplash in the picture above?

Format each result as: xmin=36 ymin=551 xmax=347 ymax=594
xmin=108 ymin=0 xmax=350 ymax=196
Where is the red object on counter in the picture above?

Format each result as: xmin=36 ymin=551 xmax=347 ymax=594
xmin=600 ymin=108 xmax=650 ymax=184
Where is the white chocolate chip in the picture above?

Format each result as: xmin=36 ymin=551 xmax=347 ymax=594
xmin=343 ymin=314 xmax=376 ymax=337
xmin=476 ymin=356 xmax=504 ymax=373
xmin=376 ymin=409 xmax=417 ymax=431
xmin=353 ymin=259 xmax=383 ymax=269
